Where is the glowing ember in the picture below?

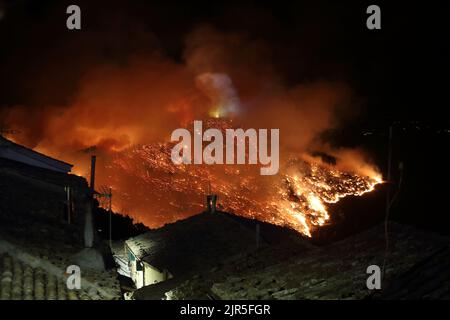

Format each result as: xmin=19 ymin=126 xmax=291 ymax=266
xmin=275 ymin=159 xmax=382 ymax=236
xmin=101 ymin=119 xmax=382 ymax=237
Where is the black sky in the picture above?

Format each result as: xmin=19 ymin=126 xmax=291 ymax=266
xmin=0 ymin=0 xmax=448 ymax=124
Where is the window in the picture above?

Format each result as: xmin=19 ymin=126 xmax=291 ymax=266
xmin=127 ymin=249 xmax=135 ymax=262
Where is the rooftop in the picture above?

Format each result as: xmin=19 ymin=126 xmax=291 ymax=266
xmin=377 ymin=244 xmax=450 ymax=299
xmin=0 ymin=201 xmax=122 ymax=300
xmin=154 ymin=222 xmax=449 ymax=300
xmin=0 ymin=253 xmax=102 ymax=300
xmin=0 ymin=136 xmax=73 ymax=173
xmin=126 ymin=211 xmax=271 ymax=277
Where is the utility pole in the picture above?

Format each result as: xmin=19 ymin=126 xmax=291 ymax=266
xmin=256 ymin=223 xmax=260 ymax=249
xmin=64 ymin=186 xmax=73 ymax=224
xmin=109 ymin=187 xmax=112 ymax=249
xmin=96 ymin=185 xmax=113 ymax=248
xmin=382 ymin=124 xmax=394 ymax=280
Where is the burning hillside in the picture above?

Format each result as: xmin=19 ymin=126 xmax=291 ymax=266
xmin=1 ymin=27 xmax=382 ymax=237
xmin=78 ymin=118 xmax=381 ymax=238
xmin=107 ymin=141 xmax=381 ymax=237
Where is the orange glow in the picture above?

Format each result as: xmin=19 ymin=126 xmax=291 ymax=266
xmin=2 ymin=27 xmax=383 ymax=237
xmin=81 ymin=119 xmax=382 ymax=237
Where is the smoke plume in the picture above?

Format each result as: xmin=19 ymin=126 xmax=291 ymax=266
xmin=1 ymin=25 xmax=380 ymax=234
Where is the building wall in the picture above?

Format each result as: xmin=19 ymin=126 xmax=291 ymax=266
xmin=143 ymin=262 xmax=168 ymax=286
xmin=125 ymin=244 xmax=172 ymax=289
xmin=135 ymin=270 xmax=144 ymax=289
xmin=126 ymin=245 xmax=146 ymax=289
xmin=126 ymin=246 xmax=140 ymax=287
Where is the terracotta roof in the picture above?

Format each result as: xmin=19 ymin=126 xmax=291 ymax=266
xmin=0 ymin=253 xmax=101 ymax=300
xmin=0 ymin=221 xmax=122 ymax=300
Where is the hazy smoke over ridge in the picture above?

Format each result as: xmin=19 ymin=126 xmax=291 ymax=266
xmin=1 ymin=23 xmax=379 ymax=230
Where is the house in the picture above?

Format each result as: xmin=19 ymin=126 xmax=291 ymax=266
xmin=0 ymin=136 xmax=92 ymax=246
xmin=123 ymin=211 xmax=263 ymax=290
xmin=0 ymin=136 xmax=122 ymax=300
xmin=111 ymin=241 xmax=132 ymax=278
xmin=0 ymin=154 xmax=90 ymax=243
xmin=0 ymin=136 xmax=73 ymax=173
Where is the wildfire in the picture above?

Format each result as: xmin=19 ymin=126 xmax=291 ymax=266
xmin=3 ymin=58 xmax=383 ymax=237
xmin=275 ymin=159 xmax=382 ymax=236
xmin=102 ymin=119 xmax=382 ymax=237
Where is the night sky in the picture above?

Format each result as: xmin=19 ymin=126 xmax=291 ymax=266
xmin=1 ymin=1 xmax=447 ymax=122
xmin=0 ymin=1 xmax=449 ymax=234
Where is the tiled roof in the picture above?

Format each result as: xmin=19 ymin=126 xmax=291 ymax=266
xmin=377 ymin=245 xmax=450 ymax=299
xmin=0 ymin=253 xmax=99 ymax=300
xmin=133 ymin=225 xmax=314 ymax=300
xmin=0 ymin=221 xmax=122 ymax=300
xmin=162 ymin=222 xmax=449 ymax=300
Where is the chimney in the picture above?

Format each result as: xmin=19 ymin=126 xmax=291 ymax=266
xmin=90 ymin=155 xmax=96 ymax=192
xmin=206 ymin=194 xmax=218 ymax=213
xmin=206 ymin=181 xmax=217 ymax=213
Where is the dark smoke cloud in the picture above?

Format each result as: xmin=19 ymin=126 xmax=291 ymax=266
xmin=3 ymin=23 xmax=355 ymax=160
